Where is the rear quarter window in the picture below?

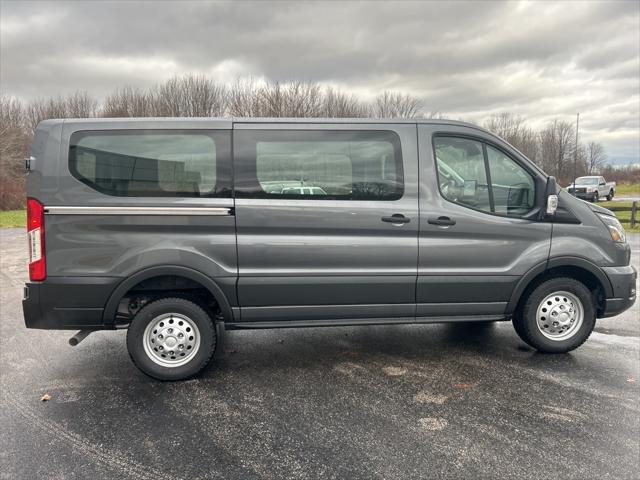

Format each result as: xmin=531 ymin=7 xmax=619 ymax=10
xmin=69 ymin=130 xmax=231 ymax=197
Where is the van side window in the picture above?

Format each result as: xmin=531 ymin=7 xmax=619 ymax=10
xmin=434 ymin=136 xmax=535 ymax=216
xmin=69 ymin=130 xmax=231 ymax=197
xmin=485 ymin=145 xmax=535 ymax=215
xmin=234 ymin=130 xmax=403 ymax=200
xmin=433 ymin=137 xmax=491 ymax=212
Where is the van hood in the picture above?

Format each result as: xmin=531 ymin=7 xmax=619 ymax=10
xmin=588 ymin=202 xmax=615 ymax=217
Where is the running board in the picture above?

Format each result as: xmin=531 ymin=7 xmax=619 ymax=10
xmin=224 ymin=315 xmax=508 ymax=330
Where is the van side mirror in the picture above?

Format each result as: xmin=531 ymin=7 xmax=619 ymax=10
xmin=546 ymin=194 xmax=558 ymax=216
xmin=462 ymin=180 xmax=477 ymax=200
xmin=544 ymin=176 xmax=558 ymax=217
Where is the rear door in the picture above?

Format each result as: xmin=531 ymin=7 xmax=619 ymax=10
xmin=233 ymin=121 xmax=419 ymax=323
xmin=416 ymin=124 xmax=551 ymax=318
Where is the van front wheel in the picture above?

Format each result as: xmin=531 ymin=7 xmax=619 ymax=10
xmin=127 ymin=297 xmax=217 ymax=380
xmin=513 ymin=277 xmax=596 ymax=353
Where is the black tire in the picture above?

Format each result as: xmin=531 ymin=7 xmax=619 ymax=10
xmin=513 ymin=277 xmax=596 ymax=353
xmin=606 ymin=190 xmax=613 ymax=201
xmin=127 ymin=297 xmax=216 ymax=381
xmin=592 ymin=192 xmax=599 ymax=202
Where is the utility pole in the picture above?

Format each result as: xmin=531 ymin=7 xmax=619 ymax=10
xmin=573 ymin=113 xmax=579 ymax=189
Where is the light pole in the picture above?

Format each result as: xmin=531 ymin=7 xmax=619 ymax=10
xmin=573 ymin=113 xmax=579 ymax=190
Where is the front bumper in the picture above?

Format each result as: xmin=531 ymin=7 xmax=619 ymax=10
xmin=571 ymin=192 xmax=597 ymax=201
xmin=23 ymin=277 xmax=119 ymax=329
xmin=601 ymin=265 xmax=637 ymax=318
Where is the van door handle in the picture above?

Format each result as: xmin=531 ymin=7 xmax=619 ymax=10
xmin=381 ymin=214 xmax=410 ymax=224
xmin=427 ymin=216 xmax=456 ymax=226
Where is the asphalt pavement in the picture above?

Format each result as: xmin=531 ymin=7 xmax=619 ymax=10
xmin=1 ymin=228 xmax=638 ymax=480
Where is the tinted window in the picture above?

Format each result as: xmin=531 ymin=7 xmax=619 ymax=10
xmin=69 ymin=130 xmax=231 ymax=197
xmin=235 ymin=130 xmax=403 ymax=200
xmin=434 ymin=136 xmax=535 ymax=217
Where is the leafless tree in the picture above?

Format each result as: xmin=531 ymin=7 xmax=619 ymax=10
xmin=585 ymin=141 xmax=607 ymax=174
xmin=253 ymin=81 xmax=322 ymax=118
xmin=374 ymin=91 xmax=423 ymax=118
xmin=25 ymin=97 xmax=68 ymax=131
xmin=600 ymin=163 xmax=640 ymax=184
xmin=483 ymin=113 xmax=539 ymax=162
xmin=65 ymin=91 xmax=98 ymax=118
xmin=321 ymin=87 xmax=370 ymax=118
xmin=102 ymin=86 xmax=154 ymax=117
xmin=0 ymin=96 xmax=25 ymax=131
xmin=255 ymin=81 xmax=285 ymax=117
xmin=226 ymin=78 xmax=260 ymax=117
xmin=182 ymin=75 xmax=227 ymax=117
xmin=0 ymin=96 xmax=30 ymax=209
xmin=151 ymin=75 xmax=227 ymax=117
xmin=538 ymin=119 xmax=577 ymax=184
xmin=282 ymin=81 xmax=323 ymax=118
xmin=151 ymin=78 xmax=182 ymax=116
xmin=25 ymin=92 xmax=97 ymax=130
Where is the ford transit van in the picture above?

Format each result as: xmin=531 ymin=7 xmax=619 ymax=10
xmin=22 ymin=118 xmax=636 ymax=380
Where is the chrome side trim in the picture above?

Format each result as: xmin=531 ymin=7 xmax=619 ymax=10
xmin=44 ymin=206 xmax=232 ymax=216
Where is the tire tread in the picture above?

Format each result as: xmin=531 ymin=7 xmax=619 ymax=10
xmin=513 ymin=277 xmax=595 ymax=353
xmin=127 ymin=297 xmax=216 ymax=381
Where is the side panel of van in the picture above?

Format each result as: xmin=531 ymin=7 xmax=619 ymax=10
xmin=416 ymin=124 xmax=552 ymax=318
xmin=30 ymin=119 xmax=237 ymax=329
xmin=233 ymin=123 xmax=419 ymax=323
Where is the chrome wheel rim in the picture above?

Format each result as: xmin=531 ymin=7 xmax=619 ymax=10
xmin=143 ymin=313 xmax=200 ymax=367
xmin=536 ymin=291 xmax=584 ymax=341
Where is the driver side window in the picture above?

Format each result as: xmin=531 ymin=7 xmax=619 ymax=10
xmin=434 ymin=136 xmax=535 ymax=217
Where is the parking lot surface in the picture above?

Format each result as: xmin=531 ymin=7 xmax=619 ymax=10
xmin=1 ymin=228 xmax=639 ymax=479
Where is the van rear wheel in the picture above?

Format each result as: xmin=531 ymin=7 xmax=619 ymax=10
xmin=513 ymin=277 xmax=596 ymax=353
xmin=127 ymin=297 xmax=216 ymax=380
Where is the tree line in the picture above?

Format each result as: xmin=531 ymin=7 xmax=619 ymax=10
xmin=0 ymin=74 xmax=628 ymax=210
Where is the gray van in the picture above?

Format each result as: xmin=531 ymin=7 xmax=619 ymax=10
xmin=22 ymin=118 xmax=636 ymax=380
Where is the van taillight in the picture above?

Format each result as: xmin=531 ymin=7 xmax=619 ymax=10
xmin=27 ymin=198 xmax=46 ymax=281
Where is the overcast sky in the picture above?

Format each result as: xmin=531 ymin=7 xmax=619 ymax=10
xmin=1 ymin=0 xmax=638 ymax=163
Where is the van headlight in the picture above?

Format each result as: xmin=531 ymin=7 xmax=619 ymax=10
xmin=597 ymin=213 xmax=626 ymax=243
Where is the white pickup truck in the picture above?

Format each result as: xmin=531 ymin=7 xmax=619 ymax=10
xmin=567 ymin=176 xmax=616 ymax=202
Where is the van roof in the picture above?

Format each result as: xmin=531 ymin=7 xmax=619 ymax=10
xmin=42 ymin=116 xmax=482 ymax=128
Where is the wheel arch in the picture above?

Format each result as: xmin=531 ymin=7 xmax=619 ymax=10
xmin=102 ymin=265 xmax=235 ymax=327
xmin=506 ymin=256 xmax=613 ymax=316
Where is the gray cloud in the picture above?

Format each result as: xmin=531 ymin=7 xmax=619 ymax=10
xmin=1 ymin=0 xmax=638 ymax=163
